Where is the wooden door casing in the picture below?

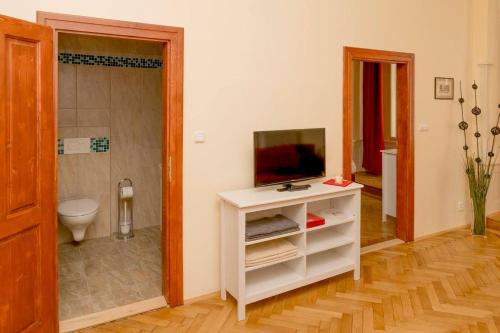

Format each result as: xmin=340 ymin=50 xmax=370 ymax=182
xmin=0 ymin=15 xmax=57 ymax=332
xmin=343 ymin=47 xmax=415 ymax=242
xmin=37 ymin=11 xmax=185 ymax=307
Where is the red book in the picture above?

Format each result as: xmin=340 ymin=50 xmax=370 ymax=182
xmin=323 ymin=179 xmax=353 ymax=187
xmin=307 ymin=213 xmax=325 ymax=229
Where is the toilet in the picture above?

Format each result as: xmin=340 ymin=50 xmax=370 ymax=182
xmin=58 ymin=198 xmax=99 ymax=242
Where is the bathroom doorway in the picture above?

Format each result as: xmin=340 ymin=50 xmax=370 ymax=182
xmin=37 ymin=12 xmax=183 ymax=331
xmin=56 ymin=32 xmax=165 ymax=321
xmin=343 ymin=47 xmax=415 ymax=247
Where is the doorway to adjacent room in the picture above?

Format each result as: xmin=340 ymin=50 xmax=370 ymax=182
xmin=343 ymin=47 xmax=415 ymax=247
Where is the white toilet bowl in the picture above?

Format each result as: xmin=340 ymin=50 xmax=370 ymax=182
xmin=58 ymin=198 xmax=99 ymax=242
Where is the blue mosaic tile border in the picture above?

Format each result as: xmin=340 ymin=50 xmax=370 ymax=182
xmin=58 ymin=53 xmax=162 ymax=68
xmin=58 ymin=137 xmax=110 ymax=155
xmin=90 ymin=137 xmax=110 ymax=153
xmin=58 ymin=139 xmax=64 ymax=155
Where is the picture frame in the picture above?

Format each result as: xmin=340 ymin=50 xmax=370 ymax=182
xmin=434 ymin=77 xmax=454 ymax=100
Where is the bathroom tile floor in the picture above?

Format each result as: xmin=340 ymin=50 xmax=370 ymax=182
xmin=58 ymin=226 xmax=162 ymax=321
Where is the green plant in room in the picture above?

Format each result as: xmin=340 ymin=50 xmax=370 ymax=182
xmin=457 ymin=81 xmax=500 ymax=236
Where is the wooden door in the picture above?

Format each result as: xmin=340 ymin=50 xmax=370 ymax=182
xmin=0 ymin=15 xmax=57 ymax=332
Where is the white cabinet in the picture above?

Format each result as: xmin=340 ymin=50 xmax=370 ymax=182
xmin=218 ymin=181 xmax=362 ymax=320
xmin=381 ymin=149 xmax=397 ymax=222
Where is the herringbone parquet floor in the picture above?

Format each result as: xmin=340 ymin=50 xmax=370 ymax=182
xmin=79 ymin=229 xmax=500 ymax=333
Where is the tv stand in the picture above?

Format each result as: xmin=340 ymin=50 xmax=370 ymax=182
xmin=218 ymin=182 xmax=362 ymax=320
xmin=277 ymin=183 xmax=311 ymax=192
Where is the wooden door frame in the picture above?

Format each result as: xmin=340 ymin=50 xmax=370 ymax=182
xmin=36 ymin=12 xmax=184 ymax=306
xmin=343 ymin=47 xmax=414 ymax=241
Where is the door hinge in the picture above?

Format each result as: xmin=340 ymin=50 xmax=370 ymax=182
xmin=169 ymin=156 xmax=172 ymax=183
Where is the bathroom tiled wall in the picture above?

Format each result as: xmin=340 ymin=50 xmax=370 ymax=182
xmin=109 ymin=67 xmax=163 ymax=234
xmin=57 ymin=34 xmax=162 ymax=243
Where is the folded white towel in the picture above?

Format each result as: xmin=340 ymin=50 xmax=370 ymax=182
xmin=246 ymin=249 xmax=297 ymax=264
xmin=246 ymin=250 xmax=297 ymax=267
xmin=245 ymin=238 xmax=298 ymax=267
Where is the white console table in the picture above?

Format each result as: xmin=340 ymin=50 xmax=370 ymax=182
xmin=381 ymin=149 xmax=397 ymax=222
xmin=218 ymin=181 xmax=362 ymax=320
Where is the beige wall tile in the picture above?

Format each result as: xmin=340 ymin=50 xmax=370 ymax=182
xmin=77 ymin=66 xmax=110 ymax=109
xmin=59 ymin=108 xmax=77 ymax=127
xmin=78 ymin=127 xmax=110 ymax=138
xmin=110 ymin=107 xmax=137 ymax=145
xmin=142 ymin=69 xmax=162 ymax=110
xmin=111 ymin=68 xmax=142 ymax=109
xmin=58 ymin=64 xmax=77 ymax=109
xmin=58 ymin=127 xmax=78 ymax=139
xmin=59 ymin=33 xmax=162 ymax=58
xmin=58 ymin=154 xmax=80 ymax=200
xmin=58 ymin=55 xmax=162 ymax=241
xmin=78 ymin=153 xmax=111 ymax=239
xmin=109 ymin=67 xmax=162 ymax=231
xmin=77 ymin=108 xmax=110 ymax=127
xmin=110 ymin=140 xmax=162 ymax=228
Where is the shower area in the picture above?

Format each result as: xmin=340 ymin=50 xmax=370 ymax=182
xmin=56 ymin=33 xmax=163 ymax=320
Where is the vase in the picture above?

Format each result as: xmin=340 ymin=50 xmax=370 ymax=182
xmin=471 ymin=194 xmax=487 ymax=237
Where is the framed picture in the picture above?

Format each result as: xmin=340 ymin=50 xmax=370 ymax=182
xmin=434 ymin=77 xmax=454 ymax=100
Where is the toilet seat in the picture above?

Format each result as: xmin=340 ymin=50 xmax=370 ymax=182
xmin=58 ymin=199 xmax=99 ymax=217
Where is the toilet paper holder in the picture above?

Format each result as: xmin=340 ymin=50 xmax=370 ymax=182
xmin=117 ymin=178 xmax=134 ymax=240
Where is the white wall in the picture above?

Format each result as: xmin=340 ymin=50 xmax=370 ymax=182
xmin=470 ymin=0 xmax=500 ymax=213
xmin=0 ymin=0 xmax=481 ymax=300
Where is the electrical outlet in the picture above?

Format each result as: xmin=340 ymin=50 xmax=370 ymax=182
xmin=457 ymin=201 xmax=465 ymax=211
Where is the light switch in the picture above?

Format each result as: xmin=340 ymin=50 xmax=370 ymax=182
xmin=64 ymin=138 xmax=90 ymax=154
xmin=194 ymin=131 xmax=206 ymax=143
xmin=418 ymin=123 xmax=430 ymax=132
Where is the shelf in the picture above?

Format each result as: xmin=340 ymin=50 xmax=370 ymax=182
xmin=306 ymin=252 xmax=354 ymax=279
xmin=245 ymin=228 xmax=304 ymax=246
xmin=246 ymin=263 xmax=303 ymax=302
xmin=220 ymin=182 xmax=362 ymax=320
xmin=306 ymin=209 xmax=354 ymax=232
xmin=245 ymin=252 xmax=304 ymax=272
xmin=306 ymin=233 xmax=353 ymax=255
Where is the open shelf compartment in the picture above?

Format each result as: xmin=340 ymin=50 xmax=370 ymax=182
xmin=306 ymin=197 xmax=356 ymax=232
xmin=246 ymin=257 xmax=305 ymax=302
xmin=245 ymin=233 xmax=305 ymax=272
xmin=245 ymin=203 xmax=306 ymax=245
xmin=306 ymin=245 xmax=355 ymax=279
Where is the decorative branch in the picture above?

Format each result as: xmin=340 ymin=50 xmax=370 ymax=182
xmin=486 ymin=111 xmax=500 ymax=177
xmin=458 ymin=82 xmax=469 ymax=162
xmin=457 ymin=81 xmax=499 ymax=236
xmin=472 ymin=81 xmax=481 ymax=179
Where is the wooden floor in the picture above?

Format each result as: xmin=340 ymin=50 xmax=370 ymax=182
xmin=361 ymin=194 xmax=396 ymax=247
xmin=78 ymin=228 xmax=500 ymax=333
xmin=354 ymin=172 xmax=382 ymax=190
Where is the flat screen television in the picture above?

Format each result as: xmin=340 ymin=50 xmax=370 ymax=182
xmin=254 ymin=128 xmax=326 ymax=187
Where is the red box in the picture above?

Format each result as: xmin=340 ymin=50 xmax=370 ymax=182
xmin=307 ymin=213 xmax=325 ymax=229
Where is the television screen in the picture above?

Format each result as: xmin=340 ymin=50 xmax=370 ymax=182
xmin=254 ymin=128 xmax=326 ymax=187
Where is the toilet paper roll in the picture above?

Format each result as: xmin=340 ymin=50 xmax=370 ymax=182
xmin=120 ymin=186 xmax=133 ymax=199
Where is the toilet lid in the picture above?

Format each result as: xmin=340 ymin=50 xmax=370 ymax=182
xmin=58 ymin=199 xmax=99 ymax=217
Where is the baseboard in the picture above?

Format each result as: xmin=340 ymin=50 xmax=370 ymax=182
xmin=361 ymin=185 xmax=382 ymax=198
xmin=361 ymin=238 xmax=405 ymax=254
xmin=487 ymin=211 xmax=500 ymax=223
xmin=184 ymin=291 xmax=220 ymax=305
xmin=413 ymin=224 xmax=470 ymax=241
xmin=59 ymin=296 xmax=167 ymax=333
